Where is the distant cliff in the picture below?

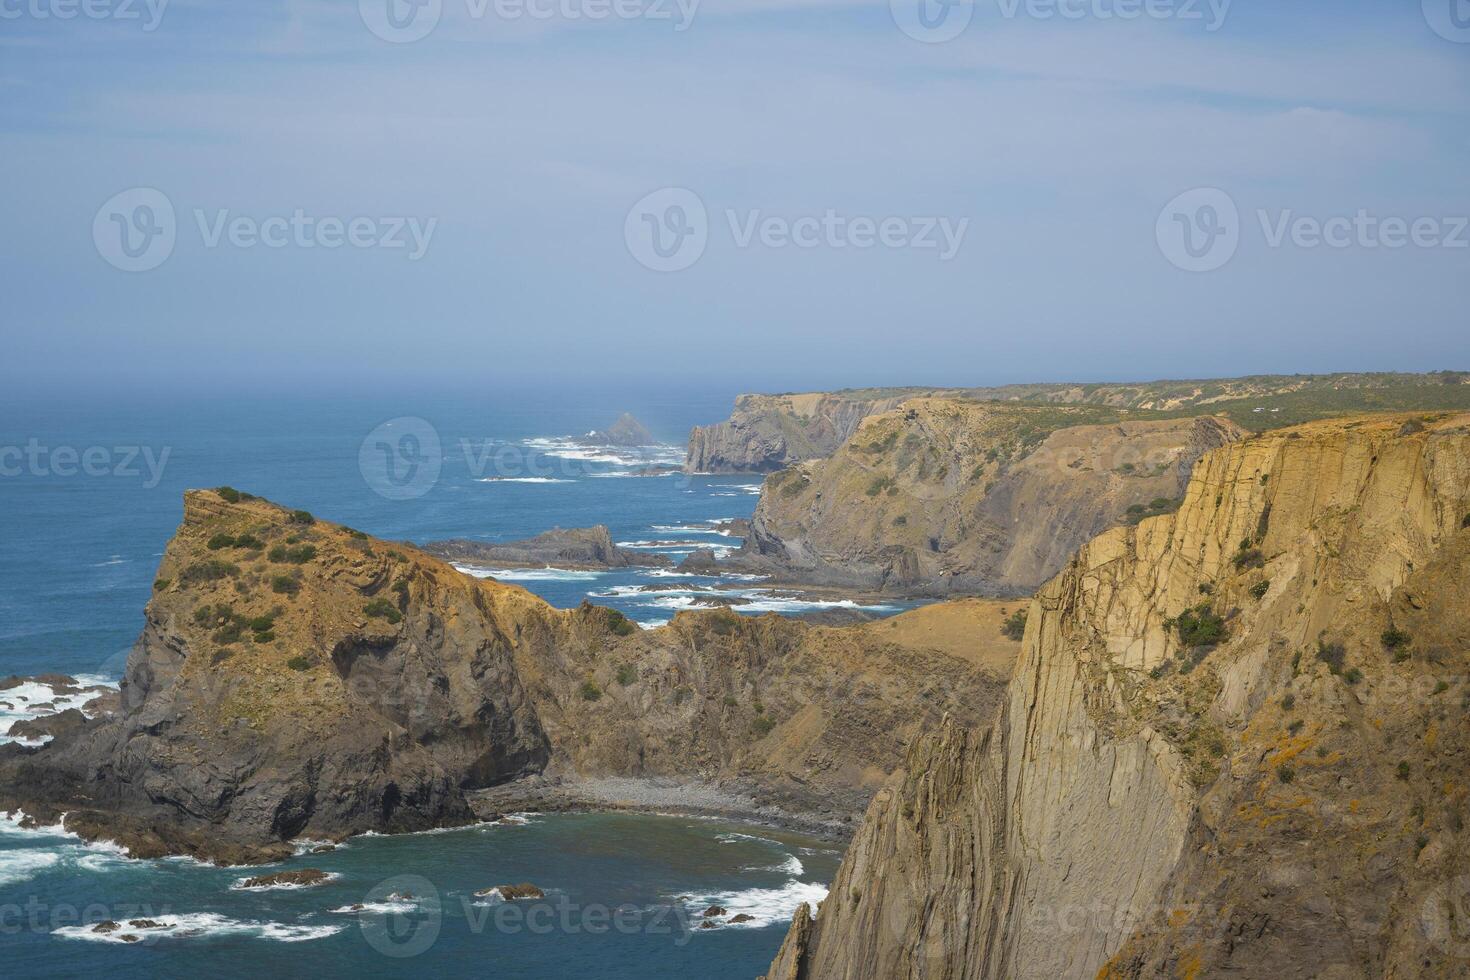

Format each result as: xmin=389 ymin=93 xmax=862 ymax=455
xmin=686 ymin=373 xmax=1470 ymax=473
xmin=0 ymin=492 xmax=1018 ymax=863
xmin=764 ymin=413 xmax=1470 ymax=979
xmin=740 ymin=399 xmax=1246 ymax=596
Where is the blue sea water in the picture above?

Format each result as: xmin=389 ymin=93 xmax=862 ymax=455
xmin=0 ymin=382 xmax=879 ymax=977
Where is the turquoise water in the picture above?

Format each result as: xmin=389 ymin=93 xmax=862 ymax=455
xmin=0 ymin=383 xmax=880 ymax=976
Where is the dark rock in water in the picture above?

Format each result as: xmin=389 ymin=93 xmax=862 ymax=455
xmin=677 ymin=549 xmax=723 ymax=575
xmin=424 ymin=526 xmax=671 ymax=571
xmin=698 ymin=920 xmax=718 ymax=929
xmin=703 ymin=905 xmax=727 ymax=918
xmin=240 ymin=868 xmax=331 ymax=889
xmin=92 ymin=920 xmax=120 ymax=933
xmin=309 ymin=843 xmax=336 ymax=854
xmin=476 ymin=882 xmax=543 ymax=900
xmin=729 ymin=913 xmax=754 ymax=923
xmin=6 ymin=709 xmax=89 ymax=742
xmin=118 ymin=934 xmax=140 ymax=943
xmin=578 ymin=413 xmax=655 ymax=447
xmin=387 ymin=891 xmax=415 ymax=901
xmin=128 ymin=919 xmax=165 ymax=929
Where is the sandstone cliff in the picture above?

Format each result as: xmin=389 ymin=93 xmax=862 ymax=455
xmin=765 ymin=413 xmax=1470 ymax=979
xmin=742 ymin=398 xmax=1245 ymax=596
xmin=0 ymin=492 xmax=1019 ymax=862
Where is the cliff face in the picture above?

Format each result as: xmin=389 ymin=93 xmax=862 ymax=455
xmin=766 ymin=413 xmax=1470 ymax=979
xmin=0 ymin=493 xmax=1018 ymax=862
xmin=685 ymin=390 xmax=951 ymax=473
xmin=688 ymin=374 xmax=1470 ymax=474
xmin=744 ymin=398 xmax=1245 ymax=596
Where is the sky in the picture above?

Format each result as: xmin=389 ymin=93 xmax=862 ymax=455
xmin=2 ymin=0 xmax=1468 ymax=395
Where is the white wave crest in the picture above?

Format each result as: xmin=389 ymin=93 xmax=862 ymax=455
xmin=54 ymin=913 xmax=344 ymax=944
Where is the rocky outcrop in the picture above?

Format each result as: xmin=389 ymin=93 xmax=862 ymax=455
xmin=767 ymin=412 xmax=1470 ymax=979
xmin=422 ymin=525 xmax=672 ymax=570
xmin=0 ymin=492 xmax=1019 ymax=863
xmin=740 ymin=399 xmax=1245 ymax=596
xmin=686 ymin=390 xmax=953 ymax=473
xmin=579 ymin=413 xmax=656 ymax=447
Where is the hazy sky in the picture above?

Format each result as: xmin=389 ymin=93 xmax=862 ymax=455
xmin=3 ymin=0 xmax=1468 ymax=393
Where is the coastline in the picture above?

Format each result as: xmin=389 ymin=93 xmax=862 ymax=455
xmin=469 ymin=775 xmax=863 ymax=845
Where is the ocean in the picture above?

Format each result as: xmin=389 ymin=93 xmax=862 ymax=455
xmin=0 ymin=382 xmax=883 ymax=977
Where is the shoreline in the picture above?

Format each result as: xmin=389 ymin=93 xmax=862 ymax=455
xmin=469 ymin=776 xmax=862 ymax=845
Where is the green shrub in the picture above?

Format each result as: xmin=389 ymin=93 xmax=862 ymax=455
xmin=286 ymin=656 xmax=312 ymax=672
xmin=234 ymin=533 xmax=265 ymax=551
xmin=1198 ymin=582 xmax=1215 ymax=595
xmin=892 ymin=515 xmax=907 ymax=526
xmin=1343 ymin=667 xmax=1363 ymax=685
xmin=364 ymin=598 xmax=403 ymax=624
xmin=253 ymin=631 xmax=275 ymax=644
xmin=1171 ymin=605 xmax=1227 ymax=648
xmin=1249 ymin=579 xmax=1271 ymax=600
xmin=207 ymin=533 xmax=237 ymax=551
xmin=751 ymin=715 xmax=776 ymax=737
xmin=268 ymin=544 xmax=317 ymax=564
xmin=153 ymin=578 xmax=170 ymax=591
xmin=1277 ymin=765 xmax=1295 ymax=784
xmin=216 ymin=486 xmax=242 ymax=503
xmin=1381 ymin=627 xmax=1411 ymax=650
xmin=247 ymin=613 xmax=276 ymax=633
xmin=288 ymin=510 xmax=315 ymax=525
xmin=213 ymin=621 xmax=244 ymax=644
xmin=271 ymin=574 xmax=300 ymax=596
xmin=1232 ymin=548 xmax=1265 ymax=571
xmin=1433 ymin=680 xmax=1449 ymax=695
xmin=1287 ymin=719 xmax=1304 ymax=735
xmin=1397 ymin=761 xmax=1411 ymax=781
xmin=1282 ymin=693 xmax=1295 ymax=710
xmin=1001 ymin=609 xmax=1028 ymax=641
xmin=182 ymin=559 xmax=239 ymax=584
xmin=615 ymin=664 xmax=637 ymax=687
xmin=723 ymin=694 xmax=738 ymax=708
xmin=1463 ymin=514 xmax=1470 ymax=529
xmin=606 ymin=610 xmax=637 ymax=636
xmin=1315 ymin=639 xmax=1347 ymax=675
xmin=865 ymin=476 xmax=897 ymax=497
xmin=579 ymin=680 xmax=602 ymax=702
xmin=346 ymin=529 xmax=369 ymax=540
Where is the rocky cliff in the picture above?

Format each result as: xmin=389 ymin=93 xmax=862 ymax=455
xmin=687 ymin=374 xmax=1470 ymax=473
xmin=742 ymin=398 xmax=1245 ymax=596
xmin=765 ymin=412 xmax=1470 ymax=979
xmin=0 ymin=492 xmax=1018 ymax=862
xmin=686 ymin=390 xmax=966 ymax=473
